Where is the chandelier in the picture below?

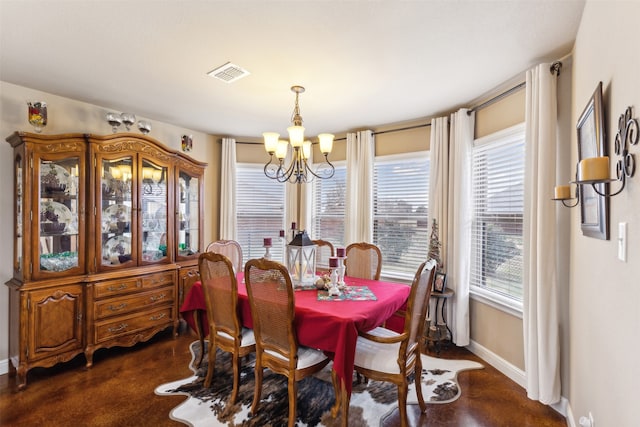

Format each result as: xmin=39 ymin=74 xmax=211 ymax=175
xmin=263 ymin=85 xmax=335 ymax=183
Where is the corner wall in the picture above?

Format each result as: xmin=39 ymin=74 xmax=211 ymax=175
xmin=569 ymin=2 xmax=640 ymax=426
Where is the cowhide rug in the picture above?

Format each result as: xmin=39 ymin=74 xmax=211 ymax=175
xmin=155 ymin=341 xmax=482 ymax=426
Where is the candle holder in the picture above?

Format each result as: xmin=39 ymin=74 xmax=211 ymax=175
xmin=571 ymin=106 xmax=638 ymax=198
xmin=263 ymin=237 xmax=272 ymax=260
xmin=337 ymin=256 xmax=346 ymax=288
xmin=552 ymin=175 xmax=580 ymax=208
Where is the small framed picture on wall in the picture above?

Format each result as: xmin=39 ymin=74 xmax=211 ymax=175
xmin=433 ymin=272 xmax=447 ymax=293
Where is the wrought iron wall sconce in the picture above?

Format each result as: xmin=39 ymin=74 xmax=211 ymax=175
xmin=553 ymin=172 xmax=580 ymax=207
xmin=555 ymin=106 xmax=637 ymax=206
xmin=573 ymin=106 xmax=637 ymax=197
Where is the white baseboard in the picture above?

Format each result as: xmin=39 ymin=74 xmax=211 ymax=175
xmin=0 ymin=358 xmax=8 ymax=376
xmin=466 ymin=340 xmax=569 ymax=420
xmin=565 ymin=402 xmax=578 ymax=427
xmin=466 ymin=339 xmax=526 ymax=387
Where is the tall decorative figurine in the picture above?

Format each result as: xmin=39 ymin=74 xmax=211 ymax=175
xmin=427 ymin=218 xmax=442 ymax=271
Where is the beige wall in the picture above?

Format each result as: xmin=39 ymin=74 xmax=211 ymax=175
xmin=0 ymin=81 xmax=220 ymax=362
xmin=475 ymin=88 xmax=526 ymax=139
xmin=569 ymin=2 xmax=640 ymax=425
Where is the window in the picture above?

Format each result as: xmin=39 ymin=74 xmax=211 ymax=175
xmin=470 ymin=124 xmax=525 ymax=306
xmin=373 ymin=153 xmax=430 ymax=280
xmin=312 ymin=163 xmax=346 ymax=247
xmin=236 ymin=163 xmax=286 ymax=264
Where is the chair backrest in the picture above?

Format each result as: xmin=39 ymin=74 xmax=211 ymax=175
xmin=312 ymin=239 xmax=335 ymax=273
xmin=206 ymin=239 xmax=243 ymax=274
xmin=198 ymin=252 xmax=243 ymax=340
xmin=244 ymin=258 xmax=297 ymax=365
xmin=345 ymin=242 xmax=382 ymax=280
xmin=401 ymin=259 xmax=437 ymax=358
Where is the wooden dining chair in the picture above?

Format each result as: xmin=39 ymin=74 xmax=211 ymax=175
xmin=352 ymin=259 xmax=437 ymax=427
xmin=198 ymin=252 xmax=256 ymax=404
xmin=205 ymin=239 xmax=243 ymax=273
xmin=312 ymin=239 xmax=335 ymax=274
xmin=244 ymin=258 xmax=335 ymax=427
xmin=344 ymin=242 xmax=382 ymax=280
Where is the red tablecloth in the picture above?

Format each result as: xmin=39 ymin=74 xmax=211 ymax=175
xmin=180 ymin=274 xmax=410 ymax=396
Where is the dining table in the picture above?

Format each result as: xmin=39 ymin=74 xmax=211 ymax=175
xmin=180 ymin=273 xmax=411 ymax=422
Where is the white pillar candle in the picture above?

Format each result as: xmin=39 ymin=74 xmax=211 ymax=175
xmin=554 ymin=185 xmax=571 ymax=199
xmin=580 ymin=156 xmax=609 ymax=181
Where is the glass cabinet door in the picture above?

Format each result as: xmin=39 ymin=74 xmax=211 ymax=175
xmin=99 ymin=157 xmax=134 ymax=267
xmin=38 ymin=157 xmax=82 ymax=275
xmin=177 ymin=169 xmax=200 ymax=258
xmin=141 ymin=159 xmax=169 ymax=263
xmin=14 ymin=154 xmax=23 ymax=277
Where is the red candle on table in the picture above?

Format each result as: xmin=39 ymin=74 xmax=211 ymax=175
xmin=263 ymin=237 xmax=272 ymax=247
xmin=279 ymin=229 xmax=285 ymax=237
xmin=291 ymin=222 xmax=297 ymax=230
xmin=329 ymin=257 xmax=339 ymax=268
xmin=336 ymin=247 xmax=346 ymax=257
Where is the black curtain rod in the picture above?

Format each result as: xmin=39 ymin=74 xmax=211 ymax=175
xmin=466 ymin=60 xmax=562 ymax=116
xmin=334 ymin=122 xmax=432 ymax=141
xmin=467 ymin=82 xmax=526 ymax=116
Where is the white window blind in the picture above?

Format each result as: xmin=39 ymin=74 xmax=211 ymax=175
xmin=236 ymin=164 xmax=285 ymax=264
xmin=373 ymin=153 xmax=430 ymax=279
xmin=470 ymin=125 xmax=525 ymax=301
xmin=312 ymin=163 xmax=346 ymax=247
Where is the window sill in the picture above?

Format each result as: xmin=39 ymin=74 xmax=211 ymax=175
xmin=470 ymin=287 xmax=523 ymax=319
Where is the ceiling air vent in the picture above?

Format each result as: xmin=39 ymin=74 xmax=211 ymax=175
xmin=207 ymin=62 xmax=250 ymax=83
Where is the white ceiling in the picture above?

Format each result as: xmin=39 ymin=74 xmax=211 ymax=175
xmin=0 ymin=0 xmax=585 ymax=139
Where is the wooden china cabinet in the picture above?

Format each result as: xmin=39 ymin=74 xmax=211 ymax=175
xmin=5 ymin=131 xmax=206 ymax=389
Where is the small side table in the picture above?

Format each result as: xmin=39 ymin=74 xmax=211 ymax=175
xmin=424 ymin=288 xmax=454 ymax=353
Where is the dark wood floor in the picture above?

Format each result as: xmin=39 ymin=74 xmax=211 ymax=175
xmin=0 ymin=328 xmax=567 ymax=426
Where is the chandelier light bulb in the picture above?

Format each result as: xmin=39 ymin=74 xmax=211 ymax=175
xmin=302 ymin=141 xmax=312 ymax=160
xmin=275 ymin=140 xmax=289 ymax=160
xmin=263 ymin=132 xmax=280 ymax=153
xmin=318 ymin=133 xmax=335 ymax=154
xmin=287 ymin=125 xmax=305 ymax=148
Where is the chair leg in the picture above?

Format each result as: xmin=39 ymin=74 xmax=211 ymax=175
xmin=414 ymin=357 xmax=427 ymax=412
xmin=397 ymin=382 xmax=409 ymax=427
xmin=230 ymin=353 xmax=240 ymax=404
xmin=251 ymin=364 xmax=263 ymax=415
xmin=204 ymin=340 xmax=216 ymax=388
xmin=288 ymin=377 xmax=297 ymax=427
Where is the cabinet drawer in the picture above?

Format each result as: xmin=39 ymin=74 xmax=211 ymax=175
xmin=94 ymin=272 xmax=175 ymax=299
xmin=94 ymin=306 xmax=174 ymax=343
xmin=94 ymin=278 xmax=141 ymax=299
xmin=93 ymin=286 xmax=175 ymax=320
xmin=141 ymin=272 xmax=174 ymax=289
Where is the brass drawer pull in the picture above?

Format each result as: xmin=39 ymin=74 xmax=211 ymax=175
xmin=108 ymin=323 xmax=128 ymax=333
xmin=107 ymin=284 xmax=128 ymax=292
xmin=108 ymin=303 xmax=127 ymax=311
xmin=149 ymin=293 xmax=166 ymax=303
xmin=150 ymin=313 xmax=166 ymax=321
